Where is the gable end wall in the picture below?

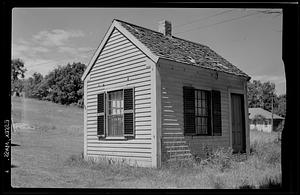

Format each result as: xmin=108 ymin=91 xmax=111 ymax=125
xmin=84 ymin=28 xmax=154 ymax=167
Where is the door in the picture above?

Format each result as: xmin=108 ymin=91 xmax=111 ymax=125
xmin=231 ymin=93 xmax=246 ymax=153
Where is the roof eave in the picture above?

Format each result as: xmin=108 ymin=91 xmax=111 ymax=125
xmin=157 ymin=57 xmax=251 ymax=80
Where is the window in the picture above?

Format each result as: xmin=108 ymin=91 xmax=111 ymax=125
xmin=195 ymin=90 xmax=210 ymax=135
xmin=96 ymin=88 xmax=134 ymax=139
xmin=107 ymin=90 xmax=124 ymax=136
xmin=183 ymin=87 xmax=221 ymax=136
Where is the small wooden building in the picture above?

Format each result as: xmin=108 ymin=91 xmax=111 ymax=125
xmin=81 ymin=19 xmax=251 ymax=168
xmin=249 ymin=108 xmax=284 ymax=132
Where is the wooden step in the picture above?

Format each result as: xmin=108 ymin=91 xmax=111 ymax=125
xmin=162 ymin=136 xmax=185 ymax=140
xmin=168 ymin=153 xmax=193 ymax=160
xmin=166 ymin=149 xmax=191 ymax=154
xmin=165 ymin=145 xmax=189 ymax=149
xmin=162 ymin=132 xmax=184 ymax=135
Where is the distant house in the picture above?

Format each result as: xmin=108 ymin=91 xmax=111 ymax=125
xmin=81 ymin=19 xmax=251 ymax=168
xmin=249 ymin=108 xmax=284 ymax=132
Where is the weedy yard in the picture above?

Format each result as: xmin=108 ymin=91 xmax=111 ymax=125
xmin=11 ymin=97 xmax=281 ymax=188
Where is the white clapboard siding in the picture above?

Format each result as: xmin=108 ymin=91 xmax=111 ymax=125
xmin=159 ymin=60 xmax=245 ymax=160
xmin=85 ymin=28 xmax=153 ymax=166
xmin=86 ymin=150 xmax=151 ymax=158
xmin=86 ymin=154 xmax=153 ymax=167
xmin=90 ymin=60 xmax=147 ymax=80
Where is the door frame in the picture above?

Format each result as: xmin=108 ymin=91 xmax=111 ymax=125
xmin=228 ymin=86 xmax=250 ymax=154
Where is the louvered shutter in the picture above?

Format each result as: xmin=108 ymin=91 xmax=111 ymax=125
xmin=212 ymin=90 xmax=222 ymax=136
xmin=183 ymin=86 xmax=195 ymax=135
xmin=97 ymin=93 xmax=105 ymax=137
xmin=206 ymin=91 xmax=212 ymax=135
xmin=123 ymin=88 xmax=134 ymax=137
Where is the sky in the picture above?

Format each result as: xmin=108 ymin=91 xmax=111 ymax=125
xmin=12 ymin=8 xmax=285 ymax=95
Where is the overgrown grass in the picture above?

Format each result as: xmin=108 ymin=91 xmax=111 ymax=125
xmin=63 ymin=139 xmax=281 ymax=189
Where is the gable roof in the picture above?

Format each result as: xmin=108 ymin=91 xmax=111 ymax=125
xmin=82 ymin=19 xmax=251 ymax=81
xmin=249 ymin=108 xmax=284 ymax=120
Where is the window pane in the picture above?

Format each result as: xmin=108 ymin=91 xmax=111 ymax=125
xmin=203 ymin=118 xmax=207 ymax=126
xmin=202 ymin=124 xmax=207 ymax=133
xmin=196 ymin=125 xmax=200 ymax=134
xmin=112 ymin=100 xmax=116 ymax=108
xmin=202 ymin=91 xmax=206 ymax=100
xmin=198 ymin=90 xmax=202 ymax=99
xmin=198 ymin=117 xmax=202 ymax=125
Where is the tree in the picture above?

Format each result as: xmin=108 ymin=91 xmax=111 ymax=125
xmin=274 ymin=94 xmax=286 ymax=117
xmin=21 ymin=61 xmax=86 ymax=107
xmin=247 ymin=80 xmax=276 ymax=112
xmin=43 ymin=62 xmax=86 ymax=106
xmin=11 ymin=58 xmax=27 ymax=96
xmin=247 ymin=80 xmax=263 ymax=108
xmin=23 ymin=72 xmax=44 ymax=99
xmin=11 ymin=58 xmax=27 ymax=81
xmin=261 ymin=81 xmax=276 ymax=112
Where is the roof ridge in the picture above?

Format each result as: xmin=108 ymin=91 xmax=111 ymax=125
xmin=115 ymin=19 xmax=210 ymax=48
xmin=114 ymin=19 xmax=164 ymax=35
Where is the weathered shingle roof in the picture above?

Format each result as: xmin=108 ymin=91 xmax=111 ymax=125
xmin=116 ymin=19 xmax=250 ymax=79
xmin=249 ymin=108 xmax=284 ymax=119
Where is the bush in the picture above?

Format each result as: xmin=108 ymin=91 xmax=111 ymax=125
xmin=201 ymin=147 xmax=234 ymax=172
xmin=163 ymin=158 xmax=196 ymax=171
xmin=250 ymin=140 xmax=281 ymax=165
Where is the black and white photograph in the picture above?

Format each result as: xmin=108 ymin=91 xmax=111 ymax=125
xmin=8 ymin=7 xmax=293 ymax=189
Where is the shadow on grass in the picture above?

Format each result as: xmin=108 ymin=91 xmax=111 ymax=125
xmin=239 ymin=180 xmax=282 ymax=189
xmin=11 ymin=164 xmax=18 ymax=168
xmin=11 ymin=143 xmax=20 ymax=147
xmin=259 ymin=180 xmax=282 ymax=189
xmin=239 ymin=184 xmax=256 ymax=189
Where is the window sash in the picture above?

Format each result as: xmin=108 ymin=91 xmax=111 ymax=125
xmin=194 ymin=89 xmax=210 ymax=135
xmin=107 ymin=90 xmax=124 ymax=137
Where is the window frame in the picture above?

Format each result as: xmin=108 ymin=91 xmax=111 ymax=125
xmin=106 ymin=89 xmax=124 ymax=137
xmin=183 ymin=86 xmax=222 ymax=137
xmin=97 ymin=86 xmax=135 ymax=140
xmin=194 ymin=89 xmax=211 ymax=136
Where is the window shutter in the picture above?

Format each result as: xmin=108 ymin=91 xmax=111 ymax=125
xmin=183 ymin=86 xmax=195 ymax=135
xmin=212 ymin=90 xmax=222 ymax=136
xmin=123 ymin=88 xmax=134 ymax=137
xmin=97 ymin=93 xmax=105 ymax=137
xmin=206 ymin=91 xmax=212 ymax=135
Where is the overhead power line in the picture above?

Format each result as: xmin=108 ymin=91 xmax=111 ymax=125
xmin=173 ymin=9 xmax=234 ymax=29
xmin=174 ymin=11 xmax=262 ymax=35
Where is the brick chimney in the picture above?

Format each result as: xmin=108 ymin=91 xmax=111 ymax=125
xmin=158 ymin=20 xmax=172 ymax=36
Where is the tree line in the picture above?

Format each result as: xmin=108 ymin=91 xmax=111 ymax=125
xmin=247 ymin=80 xmax=286 ymax=118
xmin=11 ymin=58 xmax=86 ymax=108
xmin=11 ymin=58 xmax=286 ymax=116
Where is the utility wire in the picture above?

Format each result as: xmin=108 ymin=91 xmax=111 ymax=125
xmin=173 ymin=9 xmax=234 ymax=28
xmin=174 ymin=11 xmax=262 ymax=35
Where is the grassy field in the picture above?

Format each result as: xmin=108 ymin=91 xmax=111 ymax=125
xmin=11 ymin=97 xmax=281 ymax=188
